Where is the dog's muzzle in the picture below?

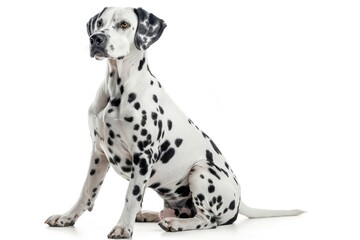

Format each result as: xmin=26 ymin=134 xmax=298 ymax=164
xmin=90 ymin=33 xmax=108 ymax=58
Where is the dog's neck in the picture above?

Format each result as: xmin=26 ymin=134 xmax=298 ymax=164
xmin=106 ymin=50 xmax=150 ymax=97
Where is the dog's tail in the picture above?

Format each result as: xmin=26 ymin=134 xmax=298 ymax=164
xmin=239 ymin=200 xmax=305 ymax=218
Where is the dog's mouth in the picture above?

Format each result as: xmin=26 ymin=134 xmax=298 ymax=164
xmin=90 ymin=47 xmax=109 ymax=60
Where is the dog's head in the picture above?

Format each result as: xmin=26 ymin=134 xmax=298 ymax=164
xmin=86 ymin=7 xmax=166 ymax=60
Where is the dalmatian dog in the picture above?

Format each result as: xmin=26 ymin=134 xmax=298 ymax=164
xmin=45 ymin=7 xmax=304 ymax=239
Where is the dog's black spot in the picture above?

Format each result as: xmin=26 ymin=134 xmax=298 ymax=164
xmin=150 ymin=169 xmax=156 ymax=177
xmin=94 ymin=158 xmax=99 ymax=164
xmin=109 ymin=130 xmax=115 ymax=138
xmin=153 ymin=94 xmax=158 ymax=103
xmin=157 ymin=120 xmax=163 ymax=140
xmin=114 ymin=155 xmax=121 ymax=163
xmin=197 ymin=194 xmax=205 ymax=201
xmin=132 ymin=135 xmax=138 ymax=142
xmin=149 ymin=182 xmax=160 ymax=189
xmin=134 ymin=124 xmax=140 ymax=131
xmin=209 ymin=168 xmax=221 ymax=180
xmin=167 ymin=120 xmax=172 ymax=131
xmin=134 ymin=102 xmax=141 ymax=110
xmin=208 ymin=185 xmax=215 ymax=193
xmin=90 ymin=169 xmax=96 ymax=176
xmin=108 ymin=108 xmax=114 ymax=113
xmin=138 ymin=57 xmax=146 ymax=71
xmin=175 ymin=185 xmax=190 ymax=197
xmin=121 ymin=166 xmax=132 ymax=172
xmin=159 ymin=106 xmax=164 ymax=114
xmin=128 ymin=93 xmax=137 ymax=103
xmin=141 ymin=114 xmax=147 ymax=127
xmin=210 ymin=139 xmax=222 ymax=155
xmin=133 ymin=185 xmax=140 ymax=195
xmin=120 ymin=85 xmax=124 ymax=94
xmin=157 ymin=187 xmax=171 ymax=194
xmin=111 ymin=98 xmax=121 ymax=107
xmin=160 ymin=148 xmax=175 ymax=163
xmin=147 ymin=65 xmax=155 ymax=78
xmin=175 ymin=138 xmax=183 ymax=147
xmin=151 ymin=112 xmax=158 ymax=120
xmin=107 ymin=137 xmax=113 ymax=146
xmin=125 ymin=117 xmax=134 ymax=122
xmin=229 ymin=200 xmax=236 ymax=210
xmin=141 ymin=129 xmax=147 ymax=136
xmin=139 ymin=158 xmax=148 ymax=175
xmin=206 ymin=150 xmax=213 ymax=162
xmin=160 ymin=140 xmax=170 ymax=152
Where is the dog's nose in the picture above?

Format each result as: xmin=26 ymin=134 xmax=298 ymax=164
xmin=90 ymin=34 xmax=107 ymax=47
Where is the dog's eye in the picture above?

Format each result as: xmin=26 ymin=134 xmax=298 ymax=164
xmin=119 ymin=21 xmax=130 ymax=29
xmin=96 ymin=19 xmax=103 ymax=28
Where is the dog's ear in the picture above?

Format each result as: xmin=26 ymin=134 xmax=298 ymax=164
xmin=86 ymin=8 xmax=107 ymax=36
xmin=133 ymin=8 xmax=167 ymax=50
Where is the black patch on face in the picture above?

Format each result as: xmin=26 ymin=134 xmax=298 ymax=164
xmin=153 ymin=94 xmax=158 ymax=103
xmin=206 ymin=150 xmax=213 ymax=162
xmin=128 ymin=93 xmax=137 ymax=103
xmin=160 ymin=148 xmax=175 ymax=163
xmin=167 ymin=120 xmax=173 ymax=131
xmin=138 ymin=57 xmax=146 ymax=71
xmin=111 ymin=98 xmax=121 ymax=107
xmin=210 ymin=140 xmax=222 ymax=155
xmin=90 ymin=169 xmax=96 ymax=176
xmin=208 ymin=185 xmax=215 ymax=193
xmin=125 ymin=117 xmax=134 ymax=122
xmin=209 ymin=168 xmax=221 ymax=180
xmin=133 ymin=185 xmax=141 ymax=196
xmin=175 ymin=138 xmax=183 ymax=147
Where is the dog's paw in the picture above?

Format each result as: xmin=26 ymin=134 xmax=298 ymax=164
xmin=158 ymin=217 xmax=180 ymax=232
xmin=107 ymin=226 xmax=133 ymax=239
xmin=45 ymin=214 xmax=77 ymax=227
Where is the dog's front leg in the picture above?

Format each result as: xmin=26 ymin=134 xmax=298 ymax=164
xmin=108 ymin=152 xmax=153 ymax=239
xmin=45 ymin=147 xmax=109 ymax=227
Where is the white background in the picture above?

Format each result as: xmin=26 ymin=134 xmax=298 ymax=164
xmin=0 ymin=0 xmax=359 ymax=239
